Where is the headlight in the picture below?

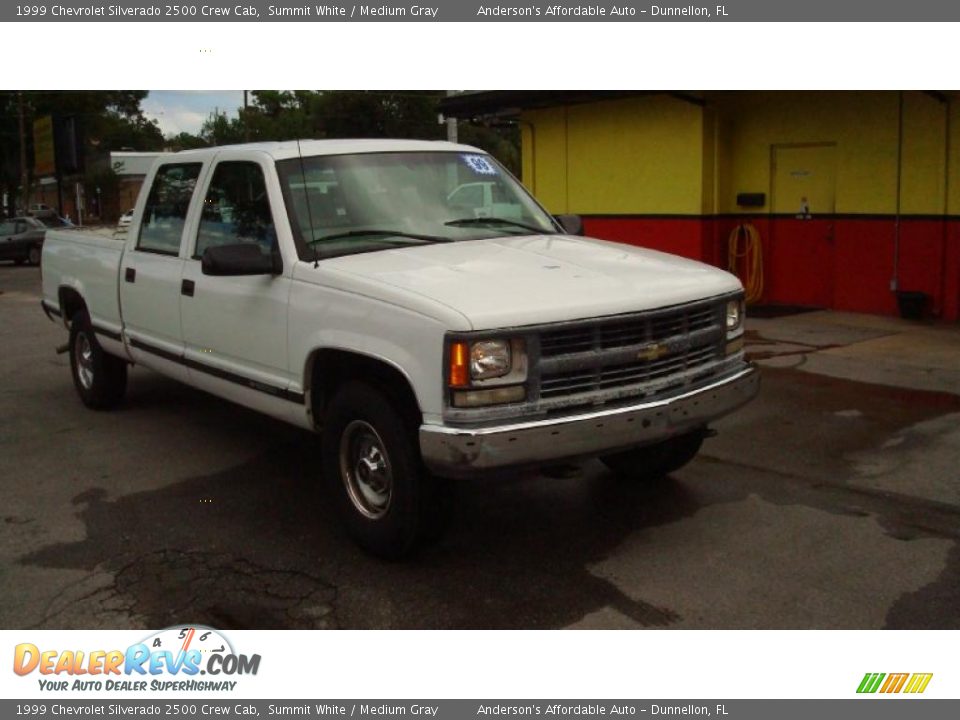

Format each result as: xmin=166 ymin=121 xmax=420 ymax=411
xmin=448 ymin=337 xmax=527 ymax=398
xmin=470 ymin=340 xmax=511 ymax=380
xmin=726 ymin=298 xmax=744 ymax=332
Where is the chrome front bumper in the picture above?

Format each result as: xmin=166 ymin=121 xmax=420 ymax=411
xmin=419 ymin=365 xmax=759 ymax=477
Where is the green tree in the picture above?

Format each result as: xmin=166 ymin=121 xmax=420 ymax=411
xmin=166 ymin=132 xmax=209 ymax=151
xmin=160 ymin=91 xmax=521 ymax=178
xmin=0 ymin=90 xmax=161 ymax=214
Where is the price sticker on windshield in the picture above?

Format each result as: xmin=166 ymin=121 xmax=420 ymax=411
xmin=461 ymin=154 xmax=498 ymax=176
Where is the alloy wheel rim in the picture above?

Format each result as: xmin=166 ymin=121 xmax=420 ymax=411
xmin=339 ymin=420 xmax=393 ymax=519
xmin=76 ymin=333 xmax=94 ymax=390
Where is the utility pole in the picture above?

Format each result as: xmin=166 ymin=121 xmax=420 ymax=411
xmin=445 ymin=90 xmax=458 ymax=143
xmin=243 ymin=91 xmax=250 ymax=143
xmin=18 ymin=92 xmax=29 ymax=213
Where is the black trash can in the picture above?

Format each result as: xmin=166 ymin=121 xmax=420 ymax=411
xmin=896 ymin=290 xmax=927 ymax=320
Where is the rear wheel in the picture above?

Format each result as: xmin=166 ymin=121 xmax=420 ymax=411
xmin=600 ymin=430 xmax=705 ymax=481
xmin=321 ymin=381 xmax=440 ymax=559
xmin=69 ymin=310 xmax=127 ymax=409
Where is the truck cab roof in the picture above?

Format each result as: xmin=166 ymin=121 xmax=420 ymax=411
xmin=169 ymin=139 xmax=483 ymax=163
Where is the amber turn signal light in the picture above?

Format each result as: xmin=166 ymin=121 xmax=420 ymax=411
xmin=449 ymin=341 xmax=469 ymax=387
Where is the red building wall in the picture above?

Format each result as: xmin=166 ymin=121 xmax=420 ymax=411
xmin=584 ymin=215 xmax=960 ymax=322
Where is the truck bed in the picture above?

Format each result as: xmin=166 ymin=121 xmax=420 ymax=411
xmin=42 ymin=227 xmax=127 ymax=342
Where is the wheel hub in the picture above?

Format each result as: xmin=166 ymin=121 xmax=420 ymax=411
xmin=340 ymin=420 xmax=393 ymax=519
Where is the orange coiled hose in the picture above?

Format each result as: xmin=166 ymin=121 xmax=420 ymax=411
xmin=727 ymin=223 xmax=764 ymax=305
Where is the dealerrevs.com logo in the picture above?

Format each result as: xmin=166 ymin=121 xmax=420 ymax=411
xmin=857 ymin=673 xmax=933 ymax=694
xmin=13 ymin=626 xmax=260 ymax=693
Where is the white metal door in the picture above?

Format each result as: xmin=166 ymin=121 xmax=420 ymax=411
xmin=178 ymin=154 xmax=295 ymax=411
xmin=120 ymin=161 xmax=207 ymax=381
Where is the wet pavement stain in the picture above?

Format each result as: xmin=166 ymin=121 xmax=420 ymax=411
xmin=700 ymin=366 xmax=960 ymax=627
xmin=885 ymin=544 xmax=960 ymax=629
xmin=18 ymin=423 xmax=697 ymax=629
xmin=23 ymin=444 xmax=339 ymax=630
xmin=14 ymin=363 xmax=960 ymax=629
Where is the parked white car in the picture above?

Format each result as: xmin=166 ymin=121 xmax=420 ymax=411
xmin=116 ymin=208 xmax=135 ymax=233
xmin=41 ymin=139 xmax=758 ymax=557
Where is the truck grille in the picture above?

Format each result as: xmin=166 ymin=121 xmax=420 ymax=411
xmin=537 ymin=300 xmax=726 ymax=409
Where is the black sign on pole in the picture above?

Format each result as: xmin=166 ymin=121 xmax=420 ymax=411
xmin=52 ymin=115 xmax=83 ymax=218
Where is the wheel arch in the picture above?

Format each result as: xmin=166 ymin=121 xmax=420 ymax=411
xmin=305 ymin=348 xmax=423 ymax=431
xmin=58 ymin=285 xmax=87 ymax=326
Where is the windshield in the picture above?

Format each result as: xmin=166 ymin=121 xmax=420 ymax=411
xmin=276 ymin=151 xmax=558 ymax=260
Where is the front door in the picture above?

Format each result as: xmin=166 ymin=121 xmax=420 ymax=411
xmin=179 ymin=156 xmax=293 ymax=403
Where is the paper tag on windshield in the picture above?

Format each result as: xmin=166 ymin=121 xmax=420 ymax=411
xmin=461 ymin=154 xmax=498 ymax=175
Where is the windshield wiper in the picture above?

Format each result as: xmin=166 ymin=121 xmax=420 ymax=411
xmin=444 ymin=217 xmax=554 ymax=234
xmin=307 ymin=229 xmax=451 ymax=246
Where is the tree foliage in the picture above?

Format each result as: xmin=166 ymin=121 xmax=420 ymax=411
xmin=187 ymin=91 xmax=521 ymax=174
xmin=1 ymin=91 xmax=522 ymax=217
xmin=0 ymin=91 xmax=162 ymax=215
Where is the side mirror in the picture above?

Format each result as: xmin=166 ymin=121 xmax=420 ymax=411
xmin=201 ymin=243 xmax=279 ymax=276
xmin=554 ymin=214 xmax=583 ymax=236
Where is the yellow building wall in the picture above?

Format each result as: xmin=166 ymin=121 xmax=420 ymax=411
xmin=711 ymin=91 xmax=901 ymax=214
xmin=701 ymin=104 xmax=717 ymax=214
xmin=946 ymin=98 xmax=960 ymax=216
xmin=900 ymin=92 xmax=947 ymax=215
xmin=710 ymin=91 xmax=951 ymax=216
xmin=521 ymin=108 xmax=568 ymax=212
xmin=521 ymin=95 xmax=705 ymax=215
xmin=520 ymin=91 xmax=956 ymax=218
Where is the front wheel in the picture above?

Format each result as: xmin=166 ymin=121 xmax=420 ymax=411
xmin=27 ymin=246 xmax=41 ymax=266
xmin=600 ymin=430 xmax=705 ymax=481
xmin=69 ymin=309 xmax=127 ymax=409
xmin=321 ymin=381 xmax=438 ymax=559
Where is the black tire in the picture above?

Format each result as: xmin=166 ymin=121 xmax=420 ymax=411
xmin=68 ymin=309 xmax=127 ymax=410
xmin=28 ymin=246 xmax=41 ymax=266
xmin=600 ymin=429 xmax=705 ymax=481
xmin=321 ymin=381 xmax=439 ymax=559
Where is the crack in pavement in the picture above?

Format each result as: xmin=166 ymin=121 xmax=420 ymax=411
xmin=30 ymin=549 xmax=337 ymax=630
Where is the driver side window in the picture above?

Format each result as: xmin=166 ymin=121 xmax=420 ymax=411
xmin=195 ymin=161 xmax=276 ymax=259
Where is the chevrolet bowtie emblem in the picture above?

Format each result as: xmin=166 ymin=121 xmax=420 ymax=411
xmin=637 ymin=343 xmax=669 ymax=361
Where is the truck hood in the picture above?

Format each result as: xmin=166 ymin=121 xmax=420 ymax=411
xmin=320 ymin=234 xmax=743 ymax=330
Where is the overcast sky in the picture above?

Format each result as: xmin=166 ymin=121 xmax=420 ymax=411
xmin=141 ymin=91 xmax=244 ymax=137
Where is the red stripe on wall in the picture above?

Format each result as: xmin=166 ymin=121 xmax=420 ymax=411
xmin=583 ymin=217 xmax=708 ymax=262
xmin=582 ymin=215 xmax=960 ymax=322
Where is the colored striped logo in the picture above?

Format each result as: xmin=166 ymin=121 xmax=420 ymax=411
xmin=857 ymin=673 xmax=933 ymax=694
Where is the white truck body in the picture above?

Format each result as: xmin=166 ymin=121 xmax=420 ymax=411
xmin=41 ymin=139 xmax=758 ymax=556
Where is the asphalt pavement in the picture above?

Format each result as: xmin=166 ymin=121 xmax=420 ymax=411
xmin=1 ymin=263 xmax=958 ymax=629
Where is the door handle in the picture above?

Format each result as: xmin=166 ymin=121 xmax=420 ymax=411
xmin=125 ymin=268 xmax=136 ymax=283
xmin=181 ymin=279 xmax=195 ymax=297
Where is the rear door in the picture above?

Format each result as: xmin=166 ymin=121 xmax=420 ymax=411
xmin=120 ymin=161 xmax=206 ymax=380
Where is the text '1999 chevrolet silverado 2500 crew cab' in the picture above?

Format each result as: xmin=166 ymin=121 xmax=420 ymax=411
xmin=41 ymin=139 xmax=759 ymax=557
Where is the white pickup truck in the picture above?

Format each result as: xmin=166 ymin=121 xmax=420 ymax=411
xmin=41 ymin=139 xmax=758 ymax=557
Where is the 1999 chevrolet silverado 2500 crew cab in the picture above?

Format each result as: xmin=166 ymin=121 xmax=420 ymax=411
xmin=42 ymin=139 xmax=759 ymax=557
